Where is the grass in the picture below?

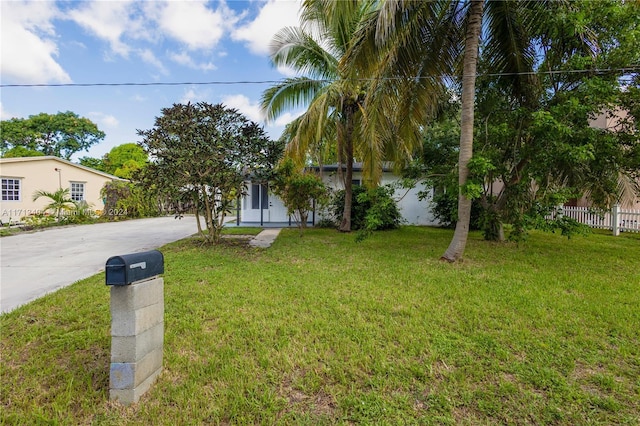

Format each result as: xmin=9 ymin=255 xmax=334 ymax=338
xmin=0 ymin=220 xmax=263 ymax=238
xmin=221 ymin=226 xmax=264 ymax=236
xmin=1 ymin=227 xmax=639 ymax=424
xmin=0 ymin=226 xmax=21 ymax=237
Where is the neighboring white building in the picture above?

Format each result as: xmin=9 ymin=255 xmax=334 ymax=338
xmin=0 ymin=156 xmax=123 ymax=224
xmin=239 ymin=163 xmax=438 ymax=226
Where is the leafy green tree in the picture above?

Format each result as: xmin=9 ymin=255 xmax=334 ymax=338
xmin=138 ymin=102 xmax=278 ymax=244
xmin=105 ymin=143 xmax=148 ymax=178
xmin=78 ymin=156 xmax=108 ymax=172
xmin=32 ymin=188 xmax=75 ymax=220
xmin=79 ymin=143 xmax=148 ymax=178
xmin=2 ymin=146 xmax=44 ymax=158
xmin=271 ymin=158 xmax=327 ymax=231
xmin=1 ymin=112 xmax=105 ymax=160
xmin=415 ymin=0 xmax=639 ymax=241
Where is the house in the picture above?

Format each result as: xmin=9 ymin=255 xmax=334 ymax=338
xmin=576 ymin=109 xmax=640 ymax=209
xmin=0 ymin=156 xmax=123 ymax=224
xmin=239 ymin=163 xmax=438 ymax=227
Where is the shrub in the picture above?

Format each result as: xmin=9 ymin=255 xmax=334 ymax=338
xmin=100 ymin=181 xmax=160 ymax=220
xmin=62 ymin=201 xmax=97 ymax=225
xmin=270 ymin=159 xmax=327 ymax=230
xmin=430 ymin=190 xmax=482 ymax=230
xmin=330 ymin=184 xmax=403 ymax=236
xmin=22 ymin=213 xmax=56 ymax=229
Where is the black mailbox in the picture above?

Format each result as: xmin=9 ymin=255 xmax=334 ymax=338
xmin=105 ymin=250 xmax=164 ymax=286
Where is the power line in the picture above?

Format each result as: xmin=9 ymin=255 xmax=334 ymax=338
xmin=0 ymin=80 xmax=290 ymax=88
xmin=1 ymin=67 xmax=637 ymax=88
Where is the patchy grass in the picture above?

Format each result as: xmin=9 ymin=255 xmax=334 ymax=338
xmin=1 ymin=227 xmax=639 ymax=424
xmin=0 ymin=226 xmax=22 ymax=237
xmin=221 ymin=226 xmax=264 ymax=236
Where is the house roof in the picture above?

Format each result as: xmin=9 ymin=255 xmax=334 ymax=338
xmin=0 ymin=156 xmax=125 ymax=180
xmin=310 ymin=162 xmax=394 ymax=173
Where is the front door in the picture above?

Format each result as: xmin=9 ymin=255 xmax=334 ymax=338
xmin=243 ymin=183 xmax=269 ymax=223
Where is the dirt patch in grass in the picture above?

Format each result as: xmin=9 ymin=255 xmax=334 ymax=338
xmin=278 ymin=369 xmax=338 ymax=420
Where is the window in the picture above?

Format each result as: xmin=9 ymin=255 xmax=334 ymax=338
xmin=251 ymin=183 xmax=268 ymax=209
xmin=352 ymin=179 xmax=362 ymax=187
xmin=1 ymin=178 xmax=21 ymax=201
xmin=70 ymin=182 xmax=85 ymax=201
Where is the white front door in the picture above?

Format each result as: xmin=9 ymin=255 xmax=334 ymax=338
xmin=268 ymin=194 xmax=290 ymax=222
xmin=243 ymin=183 xmax=270 ymax=223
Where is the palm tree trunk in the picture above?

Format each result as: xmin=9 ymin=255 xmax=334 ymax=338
xmin=339 ymin=103 xmax=356 ymax=232
xmin=441 ymin=0 xmax=484 ymax=262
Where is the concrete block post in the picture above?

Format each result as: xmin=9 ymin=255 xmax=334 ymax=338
xmin=109 ymin=277 xmax=164 ymax=405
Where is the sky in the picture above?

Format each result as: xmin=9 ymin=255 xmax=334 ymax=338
xmin=0 ymin=0 xmax=306 ymax=161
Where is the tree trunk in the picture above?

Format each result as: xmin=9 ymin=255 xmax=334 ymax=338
xmin=339 ymin=103 xmax=356 ymax=232
xmin=441 ymin=0 xmax=484 ymax=262
xmin=202 ymin=192 xmax=216 ymax=244
xmin=193 ymin=192 xmax=203 ymax=236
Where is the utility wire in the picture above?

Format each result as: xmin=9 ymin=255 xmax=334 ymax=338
xmin=1 ymin=66 xmax=637 ymax=88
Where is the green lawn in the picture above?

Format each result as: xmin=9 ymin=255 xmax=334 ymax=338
xmin=1 ymin=227 xmax=639 ymax=424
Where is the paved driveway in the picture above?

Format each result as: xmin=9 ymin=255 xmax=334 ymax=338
xmin=0 ymin=216 xmax=198 ymax=314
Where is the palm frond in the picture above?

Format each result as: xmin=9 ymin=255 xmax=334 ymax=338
xmin=261 ymin=77 xmax=329 ymax=122
xmin=270 ymin=26 xmax=339 ymax=80
xmin=286 ymin=90 xmax=333 ymax=163
xmin=484 ymin=0 xmax=540 ymax=103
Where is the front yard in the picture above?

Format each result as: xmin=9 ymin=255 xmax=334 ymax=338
xmin=1 ymin=227 xmax=638 ymax=424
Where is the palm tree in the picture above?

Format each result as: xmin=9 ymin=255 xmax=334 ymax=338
xmin=261 ymin=0 xmax=383 ymax=232
xmin=350 ymin=0 xmax=543 ymax=261
xmin=32 ymin=188 xmax=75 ymax=220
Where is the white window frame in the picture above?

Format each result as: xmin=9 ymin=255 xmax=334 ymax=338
xmin=70 ymin=182 xmax=85 ymax=201
xmin=1 ymin=178 xmax=21 ymax=201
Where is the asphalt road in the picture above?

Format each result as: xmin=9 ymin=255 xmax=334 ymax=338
xmin=0 ymin=216 xmax=198 ymax=314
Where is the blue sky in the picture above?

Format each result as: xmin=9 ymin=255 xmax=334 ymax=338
xmin=1 ymin=0 xmax=305 ymax=160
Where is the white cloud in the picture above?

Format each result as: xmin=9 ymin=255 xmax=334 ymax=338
xmin=274 ymin=110 xmax=304 ymax=127
xmin=169 ymin=51 xmax=217 ymax=72
xmin=88 ymin=112 xmax=119 ymax=129
xmin=221 ymin=94 xmax=264 ymax=123
xmin=276 ymin=64 xmax=299 ymax=78
xmin=130 ymin=94 xmax=147 ymax=103
xmin=147 ymin=0 xmax=237 ymax=51
xmin=180 ymin=87 xmax=210 ymax=104
xmin=0 ymin=103 xmax=15 ymax=120
xmin=67 ymin=1 xmax=141 ymax=57
xmin=139 ymin=49 xmax=168 ymax=74
xmin=0 ymin=1 xmax=71 ymax=84
xmin=232 ymin=0 xmax=302 ymax=56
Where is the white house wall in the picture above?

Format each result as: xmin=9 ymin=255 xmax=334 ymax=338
xmin=241 ymin=170 xmax=438 ymax=226
xmin=359 ymin=172 xmax=438 ymax=226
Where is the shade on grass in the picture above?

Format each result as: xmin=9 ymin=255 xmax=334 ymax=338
xmin=1 ymin=227 xmax=638 ymax=424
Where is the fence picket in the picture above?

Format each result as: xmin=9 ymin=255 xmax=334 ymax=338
xmin=554 ymin=205 xmax=640 ymax=235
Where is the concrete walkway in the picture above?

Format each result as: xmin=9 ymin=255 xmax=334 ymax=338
xmin=249 ymin=228 xmax=282 ymax=248
xmin=0 ymin=216 xmax=198 ymax=314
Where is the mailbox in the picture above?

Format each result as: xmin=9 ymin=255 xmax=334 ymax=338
xmin=105 ymin=250 xmax=164 ymax=286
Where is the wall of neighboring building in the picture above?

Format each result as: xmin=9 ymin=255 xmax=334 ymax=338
xmin=589 ymin=108 xmax=629 ymax=132
xmin=0 ymin=157 xmax=118 ymax=223
xmin=585 ymin=109 xmax=639 ymax=209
